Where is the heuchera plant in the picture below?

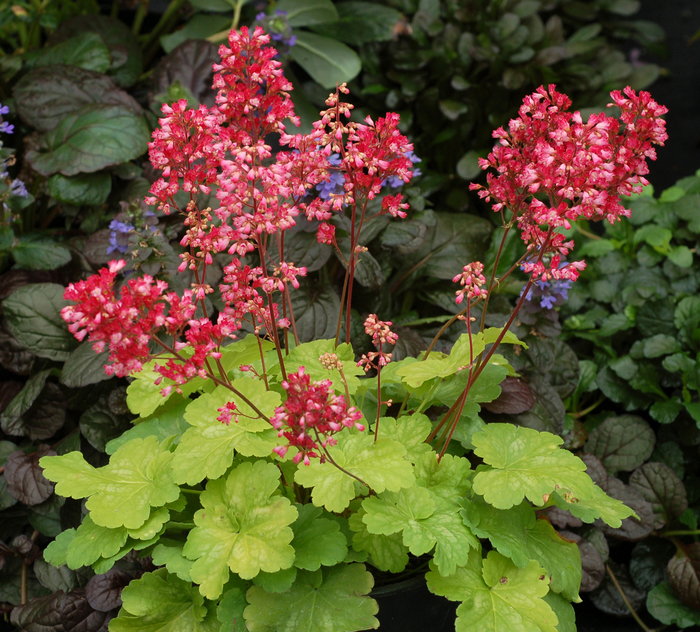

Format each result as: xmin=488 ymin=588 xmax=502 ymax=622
xmin=38 ymin=27 xmax=667 ymax=632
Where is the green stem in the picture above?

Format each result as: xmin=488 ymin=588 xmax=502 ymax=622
xmin=180 ymin=488 xmax=202 ymax=495
xmin=132 ymin=0 xmax=150 ymax=36
xmin=663 ymin=530 xmax=700 ymax=536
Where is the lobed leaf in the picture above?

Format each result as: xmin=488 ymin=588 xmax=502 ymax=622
xmin=244 ymin=564 xmax=379 ymax=632
xmin=40 ymin=436 xmax=180 ymax=529
xmin=183 ymin=461 xmax=297 ymax=598
xmin=471 ymin=424 xmax=595 ymax=509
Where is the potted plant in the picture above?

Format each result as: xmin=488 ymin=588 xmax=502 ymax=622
xmin=38 ymin=27 xmax=668 ymax=632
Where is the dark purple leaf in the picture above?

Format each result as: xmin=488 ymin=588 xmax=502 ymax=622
xmin=580 ymin=453 xmax=608 ymax=490
xmin=483 ymin=376 xmax=534 ymax=414
xmin=10 ymin=591 xmax=66 ymax=632
xmin=0 ymin=270 xmax=57 ymax=302
xmin=5 ymin=445 xmax=56 ymax=505
xmin=509 ymin=376 xmax=565 ymax=435
xmin=85 ymin=568 xmax=131 ymax=612
xmin=630 ymin=538 xmax=676 ymax=592
xmin=2 ymin=380 xmax=67 ymax=441
xmin=545 ymin=506 xmax=583 ymax=529
xmin=82 ymin=230 xmax=113 ymax=267
xmin=559 ymin=530 xmax=605 ymax=592
xmin=668 ymin=543 xmax=700 ymax=610
xmin=0 ymin=320 xmax=35 ymax=375
xmin=12 ymin=535 xmax=38 ymax=557
xmin=0 ymin=382 xmax=23 ymax=414
xmin=585 ymin=414 xmax=655 ymax=473
xmin=149 ymin=40 xmax=219 ymax=107
xmin=390 ymin=327 xmax=427 ymax=362
xmin=629 ymin=462 xmax=688 ymax=530
xmin=590 ymin=562 xmax=646 ymax=617
xmin=61 ymin=590 xmax=114 ymax=632
xmin=597 ymin=477 xmax=654 ymax=541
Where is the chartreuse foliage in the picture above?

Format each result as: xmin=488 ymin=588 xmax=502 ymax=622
xmin=40 ymin=334 xmax=635 ymax=631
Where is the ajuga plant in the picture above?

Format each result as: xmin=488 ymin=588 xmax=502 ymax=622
xmin=33 ymin=27 xmax=667 ymax=632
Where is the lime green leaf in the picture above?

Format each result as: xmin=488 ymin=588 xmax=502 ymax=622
xmin=110 ymin=568 xmax=219 ymax=632
xmin=40 ymin=436 xmax=180 ymax=529
xmin=244 ymin=565 xmax=379 ymax=632
xmin=363 ymin=487 xmax=478 ymax=576
xmin=415 ymin=451 xmax=471 ymax=500
xmin=348 ymin=510 xmax=408 ymax=573
xmin=152 ymin=538 xmax=194 ymax=582
xmin=427 ymin=550 xmax=557 ymax=632
xmin=65 ymin=514 xmax=127 ymax=569
xmin=219 ymin=334 xmax=274 ymax=374
xmin=171 ymin=381 xmax=280 ymax=485
xmin=183 ymin=461 xmax=297 ymax=598
xmin=43 ymin=528 xmax=76 ymax=567
xmin=552 ymin=485 xmax=636 ymax=527
xmin=377 ymin=414 xmax=432 ymax=463
xmin=461 ymin=498 xmax=581 ymax=602
xmin=472 ymin=424 xmax=594 ymax=509
xmin=269 ymin=339 xmax=363 ymax=394
xmin=294 ymin=432 xmax=414 ymax=512
xmin=127 ymin=507 xmax=170 ymax=540
xmin=292 ymin=505 xmax=348 ymax=571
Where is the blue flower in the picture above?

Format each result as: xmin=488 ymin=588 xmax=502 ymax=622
xmin=9 ymin=179 xmax=27 ymax=198
xmin=107 ymin=218 xmax=134 ymax=254
xmin=382 ymin=150 xmax=422 ymax=188
xmin=0 ymin=104 xmax=9 ymax=116
xmin=0 ymin=121 xmax=14 ymax=135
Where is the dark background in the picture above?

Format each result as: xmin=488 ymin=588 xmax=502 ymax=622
xmin=637 ymin=0 xmax=700 ymax=191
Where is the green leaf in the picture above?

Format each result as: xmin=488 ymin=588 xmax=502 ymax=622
xmin=160 ymin=14 xmax=231 ymax=53
xmin=294 ymin=432 xmax=414 ymax=512
xmin=171 ymin=381 xmax=280 ymax=485
xmin=288 ymin=32 xmax=361 ymax=89
xmin=48 ymin=172 xmax=112 ymax=206
xmin=362 ymin=487 xmax=478 ymax=576
xmin=29 ymin=32 xmax=111 ymax=73
xmin=43 ymin=528 xmax=76 ymax=567
xmin=543 ymin=592 xmax=576 ymax=632
xmin=11 ymin=236 xmax=72 ymax=270
xmin=60 ymin=341 xmax=111 ymax=388
xmin=27 ymin=104 xmax=149 ymax=177
xmin=551 ymin=484 xmax=636 ymax=527
xmin=426 ymin=550 xmax=557 ymax=632
xmin=3 ymin=283 xmax=77 ymax=360
xmin=643 ymin=334 xmax=681 ymax=358
xmin=0 ymin=369 xmax=58 ymax=439
xmin=646 ymin=581 xmax=700 ymax=628
xmin=292 ymin=505 xmax=348 ymax=571
xmin=405 ymin=212 xmax=493 ymax=281
xmin=376 ymin=414 xmax=432 ymax=464
xmin=584 ymin=415 xmax=655 ymax=473
xmin=63 ymin=513 xmax=127 ymax=569
xmin=40 ymin=436 xmax=180 ymax=529
xmin=183 ymin=461 xmax=297 ymax=598
xmin=106 ymin=397 xmax=190 ymax=455
xmin=244 ymin=565 xmax=379 ymax=632
xmin=276 ymin=0 xmax=338 ymax=26
xmin=253 ymin=567 xmax=298 ymax=593
xmin=110 ymin=568 xmax=219 ymax=632
xmin=152 ymin=538 xmax=194 ymax=582
xmin=456 ymin=151 xmax=482 ymax=180
xmin=217 ymin=585 xmax=248 ymax=632
xmin=461 ymin=498 xmax=581 ymax=601
xmin=414 ymin=451 xmax=472 ymax=500
xmin=308 ymin=2 xmax=401 ymax=45
xmin=471 ymin=424 xmax=595 ymax=509
xmin=668 ymin=245 xmax=694 ymax=268
xmin=348 ymin=510 xmax=408 ymax=573
xmin=650 ymin=399 xmax=683 ymax=425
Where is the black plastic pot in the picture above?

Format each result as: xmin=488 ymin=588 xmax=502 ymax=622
xmin=369 ymin=575 xmax=457 ymax=632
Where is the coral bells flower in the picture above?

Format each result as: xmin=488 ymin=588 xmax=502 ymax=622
xmin=270 ymin=367 xmax=364 ymax=465
xmin=453 ymin=262 xmax=487 ymax=305
xmin=358 ymin=315 xmax=398 ymax=371
xmin=471 ymin=85 xmax=667 ymax=282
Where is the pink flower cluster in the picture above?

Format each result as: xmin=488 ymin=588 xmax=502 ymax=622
xmin=271 ymin=367 xmax=365 ymax=465
xmin=453 ymin=262 xmax=487 ymax=305
xmin=470 ymin=84 xmax=668 ymax=282
xmin=358 ymin=315 xmax=398 ymax=371
xmin=61 ymin=261 xmax=196 ymax=377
